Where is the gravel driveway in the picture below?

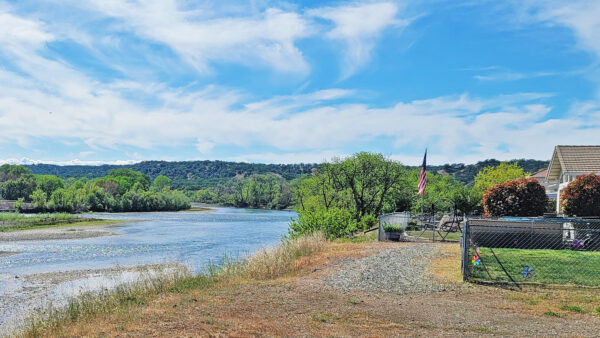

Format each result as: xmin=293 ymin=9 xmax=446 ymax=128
xmin=322 ymin=243 xmax=455 ymax=294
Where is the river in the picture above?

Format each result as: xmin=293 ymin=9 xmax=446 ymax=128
xmin=0 ymin=207 xmax=295 ymax=333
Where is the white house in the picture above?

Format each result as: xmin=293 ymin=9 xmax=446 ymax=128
xmin=546 ymin=145 xmax=600 ymax=213
xmin=529 ymin=168 xmax=555 ymax=198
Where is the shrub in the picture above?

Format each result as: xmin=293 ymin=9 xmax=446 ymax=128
xmin=406 ymin=219 xmax=419 ymax=231
xmin=482 ymin=178 xmax=548 ymax=217
xmin=383 ymin=224 xmax=404 ymax=232
xmin=561 ymin=173 xmax=600 ymax=217
xmin=358 ymin=214 xmax=378 ymax=231
xmin=289 ymin=207 xmax=357 ymax=239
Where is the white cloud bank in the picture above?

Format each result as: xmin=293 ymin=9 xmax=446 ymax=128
xmin=1 ymin=2 xmax=600 ymax=166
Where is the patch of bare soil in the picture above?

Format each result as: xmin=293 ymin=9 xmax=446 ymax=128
xmin=37 ymin=242 xmax=600 ymax=337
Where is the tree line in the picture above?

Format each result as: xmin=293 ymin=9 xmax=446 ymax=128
xmin=289 ymin=152 xmax=539 ymax=239
xmin=25 ymin=158 xmax=547 ymax=191
xmin=0 ymin=165 xmax=190 ymax=213
xmin=189 ymin=173 xmax=293 ymax=210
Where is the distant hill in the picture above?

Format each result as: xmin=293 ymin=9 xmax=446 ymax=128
xmin=26 ymin=161 xmax=318 ymax=190
xmin=26 ymin=158 xmax=549 ymax=190
xmin=421 ymin=159 xmax=549 ymax=185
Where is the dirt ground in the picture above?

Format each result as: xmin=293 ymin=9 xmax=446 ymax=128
xmin=44 ymin=241 xmax=600 ymax=337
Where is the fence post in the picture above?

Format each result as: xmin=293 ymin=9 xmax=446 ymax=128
xmin=378 ymin=215 xmax=383 ymax=241
xmin=461 ymin=214 xmax=470 ymax=282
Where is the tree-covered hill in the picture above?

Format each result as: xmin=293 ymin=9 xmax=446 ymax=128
xmin=422 ymin=159 xmax=549 ymax=185
xmin=26 ymin=161 xmax=318 ymax=190
xmin=26 ymin=158 xmax=549 ymax=190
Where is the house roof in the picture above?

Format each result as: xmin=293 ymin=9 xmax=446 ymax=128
xmin=546 ymin=145 xmax=600 ymax=180
xmin=530 ymin=168 xmax=548 ymax=179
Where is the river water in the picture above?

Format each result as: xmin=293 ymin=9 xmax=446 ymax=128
xmin=0 ymin=207 xmax=295 ymax=332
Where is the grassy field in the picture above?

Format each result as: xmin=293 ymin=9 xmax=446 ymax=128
xmin=471 ymin=247 xmax=600 ymax=287
xmin=0 ymin=213 xmax=113 ymax=232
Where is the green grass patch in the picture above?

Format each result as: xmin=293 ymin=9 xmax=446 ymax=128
xmin=544 ymin=310 xmax=566 ymax=318
xmin=406 ymin=230 xmax=462 ymax=241
xmin=470 ymin=247 xmax=600 ymax=287
xmin=0 ymin=214 xmax=122 ymax=232
xmin=311 ymin=311 xmax=337 ymax=323
xmin=334 ymin=232 xmax=377 ymax=243
xmin=560 ymin=304 xmax=584 ymax=313
xmin=347 ymin=298 xmax=361 ymax=304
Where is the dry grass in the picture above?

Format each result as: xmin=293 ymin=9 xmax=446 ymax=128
xmin=429 ymin=243 xmax=463 ymax=283
xmin=243 ymin=232 xmax=326 ymax=280
xmin=20 ymin=239 xmax=600 ymax=337
xmin=20 ymin=232 xmax=327 ymax=337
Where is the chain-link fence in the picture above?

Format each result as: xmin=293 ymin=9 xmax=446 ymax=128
xmin=462 ymin=218 xmax=600 ymax=288
xmin=378 ymin=212 xmax=410 ymax=241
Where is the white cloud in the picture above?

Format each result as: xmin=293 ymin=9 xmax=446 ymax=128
xmin=0 ymin=157 xmax=139 ymax=166
xmin=2 ymin=3 xmax=600 ymax=167
xmin=0 ymin=11 xmax=54 ymax=50
xmin=310 ymin=2 xmax=407 ymax=78
xmin=529 ymin=1 xmax=600 ymax=59
xmin=229 ymin=150 xmax=341 ymax=164
xmin=82 ymin=1 xmax=312 ymax=74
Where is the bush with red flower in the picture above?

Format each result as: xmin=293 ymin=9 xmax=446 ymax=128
xmin=482 ymin=178 xmax=548 ymax=217
xmin=560 ymin=173 xmax=600 ymax=217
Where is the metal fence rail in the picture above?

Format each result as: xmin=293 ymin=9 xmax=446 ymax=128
xmin=462 ymin=218 xmax=600 ymax=288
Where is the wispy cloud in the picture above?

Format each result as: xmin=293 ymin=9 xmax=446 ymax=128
xmin=309 ymin=2 xmax=407 ymax=78
xmin=81 ymin=1 xmax=313 ymax=74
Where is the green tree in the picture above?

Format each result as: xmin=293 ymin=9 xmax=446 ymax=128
xmin=30 ymin=189 xmax=47 ymax=209
xmin=35 ymin=175 xmax=65 ymax=198
xmin=0 ymin=164 xmax=32 ymax=182
xmin=473 ymin=162 xmax=528 ymax=198
xmin=1 ymin=176 xmax=37 ymax=201
xmin=152 ymin=175 xmax=172 ymax=192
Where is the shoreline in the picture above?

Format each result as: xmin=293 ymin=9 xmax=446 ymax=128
xmin=1 ymin=263 xmax=187 ymax=334
xmin=0 ymin=251 xmax=18 ymax=258
xmin=0 ymin=220 xmax=125 ymax=241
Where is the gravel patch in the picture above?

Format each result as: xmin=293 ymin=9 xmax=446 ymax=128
xmin=0 ymin=225 xmax=118 ymax=241
xmin=322 ymin=243 xmax=453 ymax=294
xmin=0 ymin=251 xmax=18 ymax=258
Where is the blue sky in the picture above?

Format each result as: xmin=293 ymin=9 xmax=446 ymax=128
xmin=0 ymin=0 xmax=599 ymax=166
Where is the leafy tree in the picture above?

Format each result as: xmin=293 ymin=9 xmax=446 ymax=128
xmin=30 ymin=189 xmax=47 ymax=209
xmin=107 ymin=168 xmax=151 ymax=194
xmin=326 ymin=152 xmax=404 ymax=221
xmin=152 ymin=175 xmax=171 ymax=192
xmin=95 ymin=179 xmax=119 ymax=196
xmin=289 ymin=207 xmax=357 ymax=240
xmin=0 ymin=164 xmax=32 ymax=182
xmin=473 ymin=162 xmax=528 ymax=198
xmin=561 ymin=173 xmax=600 ymax=217
xmin=1 ymin=176 xmax=37 ymax=201
xmin=482 ymin=178 xmax=547 ymax=217
xmin=35 ymin=175 xmax=65 ymax=198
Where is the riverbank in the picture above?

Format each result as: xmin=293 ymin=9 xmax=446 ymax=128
xmin=17 ymin=235 xmax=600 ymax=337
xmin=0 ymin=220 xmax=124 ymax=241
xmin=1 ymin=264 xmax=186 ymax=334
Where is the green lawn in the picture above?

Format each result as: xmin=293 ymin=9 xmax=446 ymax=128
xmin=407 ymin=230 xmax=462 ymax=241
xmin=470 ymin=247 xmax=600 ymax=287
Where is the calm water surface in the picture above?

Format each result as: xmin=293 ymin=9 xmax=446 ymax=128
xmin=0 ymin=207 xmax=295 ymax=275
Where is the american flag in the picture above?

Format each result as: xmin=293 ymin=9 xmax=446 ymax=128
xmin=418 ymin=149 xmax=427 ymax=195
